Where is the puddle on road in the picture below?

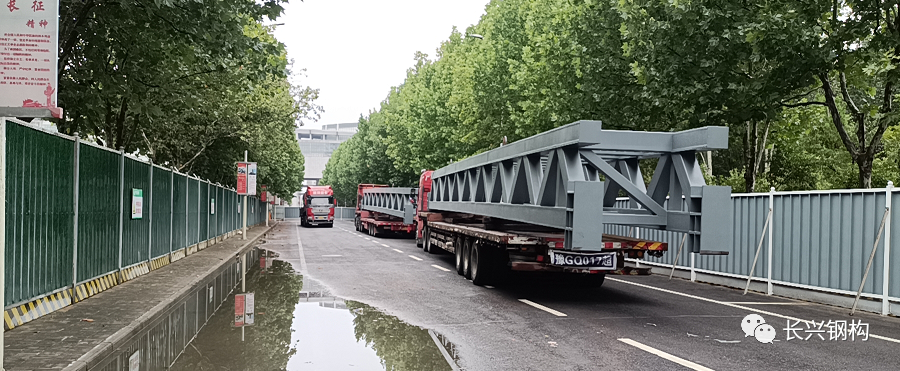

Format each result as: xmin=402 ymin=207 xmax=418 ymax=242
xmin=171 ymin=250 xmax=460 ymax=371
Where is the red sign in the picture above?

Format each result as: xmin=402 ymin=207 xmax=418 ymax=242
xmin=261 ymin=185 xmax=267 ymax=202
xmin=234 ymin=294 xmax=245 ymax=326
xmin=236 ymin=163 xmax=247 ymax=195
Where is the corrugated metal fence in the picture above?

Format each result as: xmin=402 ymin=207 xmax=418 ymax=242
xmin=3 ymin=118 xmax=269 ymax=327
xmin=606 ymin=185 xmax=899 ymax=315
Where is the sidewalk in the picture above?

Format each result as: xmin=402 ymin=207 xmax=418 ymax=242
xmin=3 ymin=223 xmax=274 ymax=371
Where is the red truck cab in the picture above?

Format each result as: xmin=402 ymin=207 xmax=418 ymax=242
xmin=300 ymin=185 xmax=335 ymax=228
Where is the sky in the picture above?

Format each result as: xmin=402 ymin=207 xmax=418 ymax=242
xmin=274 ymin=0 xmax=490 ymax=129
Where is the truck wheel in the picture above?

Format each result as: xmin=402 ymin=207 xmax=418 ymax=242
xmin=455 ymin=236 xmax=465 ymax=275
xmin=470 ymin=240 xmax=492 ymax=286
xmin=371 ymin=225 xmax=379 ymax=237
xmin=462 ymin=238 xmax=473 ymax=279
xmin=421 ymin=225 xmax=430 ymax=251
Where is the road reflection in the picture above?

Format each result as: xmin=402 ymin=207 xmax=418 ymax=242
xmin=171 ymin=251 xmax=458 ymax=371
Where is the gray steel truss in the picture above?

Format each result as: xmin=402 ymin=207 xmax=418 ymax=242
xmin=361 ymin=187 xmax=418 ymax=224
xmin=428 ymin=120 xmax=732 ymax=252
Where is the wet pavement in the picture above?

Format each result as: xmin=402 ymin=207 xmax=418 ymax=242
xmin=171 ymin=255 xmax=459 ymax=371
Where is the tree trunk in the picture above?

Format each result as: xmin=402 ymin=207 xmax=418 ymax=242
xmin=857 ymin=158 xmax=873 ymax=189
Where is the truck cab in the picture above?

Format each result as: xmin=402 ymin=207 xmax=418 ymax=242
xmin=300 ymin=185 xmax=335 ymax=228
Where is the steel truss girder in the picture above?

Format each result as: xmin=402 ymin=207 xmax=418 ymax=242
xmin=428 ymin=120 xmax=732 ymax=252
xmin=361 ymin=187 xmax=418 ymax=224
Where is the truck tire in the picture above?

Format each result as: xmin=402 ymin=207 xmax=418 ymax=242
xmin=355 ymin=217 xmax=360 ymax=231
xmin=421 ymin=225 xmax=430 ymax=251
xmin=455 ymin=236 xmax=465 ymax=275
xmin=462 ymin=237 xmax=473 ymax=279
xmin=425 ymin=226 xmax=440 ymax=254
xmin=470 ymin=240 xmax=492 ymax=286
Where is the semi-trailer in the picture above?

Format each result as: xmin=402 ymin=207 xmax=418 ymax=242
xmin=359 ymin=120 xmax=733 ymax=286
xmin=355 ymin=184 xmax=417 ymax=237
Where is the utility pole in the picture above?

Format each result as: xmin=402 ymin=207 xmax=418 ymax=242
xmin=242 ymin=151 xmax=248 ymax=241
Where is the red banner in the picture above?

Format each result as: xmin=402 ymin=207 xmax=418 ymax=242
xmin=236 ymin=163 xmax=247 ymax=195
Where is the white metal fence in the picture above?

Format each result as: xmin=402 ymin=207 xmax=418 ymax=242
xmin=606 ymin=182 xmax=897 ymax=315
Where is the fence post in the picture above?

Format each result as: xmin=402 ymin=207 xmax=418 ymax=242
xmin=206 ymin=181 xmax=210 ymax=244
xmin=767 ymin=187 xmax=775 ymax=295
xmin=169 ymin=168 xmax=174 ymax=260
xmin=185 ymin=175 xmax=189 ymax=250
xmin=1 ymin=118 xmax=7 ymax=368
xmin=72 ymin=133 xmax=80 ymax=296
xmin=117 ymin=148 xmax=124 ymax=273
xmin=690 ymin=252 xmax=696 ymax=282
xmin=147 ymin=162 xmax=153 ymax=265
xmin=883 ymin=181 xmax=893 ymax=315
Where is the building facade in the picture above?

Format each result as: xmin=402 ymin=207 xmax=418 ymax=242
xmin=293 ymin=123 xmax=358 ymax=205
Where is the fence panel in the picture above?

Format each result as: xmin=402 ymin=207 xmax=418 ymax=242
xmin=891 ymin=189 xmax=900 ymax=298
xmin=122 ymin=157 xmax=151 ymax=266
xmin=151 ymin=166 xmax=172 ymax=259
xmin=188 ymin=178 xmax=199 ymax=245
xmin=172 ymin=174 xmax=188 ymax=251
xmin=76 ymin=144 xmax=119 ymax=282
xmin=199 ymin=182 xmax=209 ymax=241
xmin=771 ymin=192 xmax=887 ymax=295
xmin=5 ymin=122 xmax=74 ymax=306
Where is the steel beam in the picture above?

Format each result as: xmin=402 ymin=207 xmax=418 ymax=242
xmin=427 ymin=120 xmax=732 ymax=253
xmin=361 ymin=187 xmax=418 ymax=224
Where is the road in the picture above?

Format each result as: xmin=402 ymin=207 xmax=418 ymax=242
xmin=264 ymin=220 xmax=900 ymax=371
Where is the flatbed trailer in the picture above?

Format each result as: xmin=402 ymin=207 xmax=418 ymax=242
xmin=419 ymin=214 xmax=666 ymax=285
xmin=355 ymin=184 xmax=417 ymax=237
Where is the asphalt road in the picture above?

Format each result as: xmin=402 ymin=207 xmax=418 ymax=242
xmin=264 ymin=220 xmax=900 ymax=371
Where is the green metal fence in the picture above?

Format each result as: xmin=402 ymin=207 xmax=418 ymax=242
xmin=3 ymin=118 xmax=269 ymax=310
xmin=5 ymin=123 xmax=74 ymax=305
xmin=76 ymin=143 xmax=119 ymax=283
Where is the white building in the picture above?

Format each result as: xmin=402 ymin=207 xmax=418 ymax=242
xmin=293 ymin=123 xmax=358 ymax=205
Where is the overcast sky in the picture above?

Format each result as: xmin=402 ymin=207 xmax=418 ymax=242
xmin=274 ymin=0 xmax=489 ymax=129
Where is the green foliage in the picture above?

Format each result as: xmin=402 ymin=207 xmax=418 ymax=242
xmin=322 ymin=0 xmax=899 ymax=192
xmin=56 ymin=0 xmax=315 ymax=198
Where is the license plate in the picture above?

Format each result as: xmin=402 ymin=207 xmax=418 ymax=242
xmin=548 ymin=251 xmax=616 ymax=270
xmin=315 ymin=216 xmax=326 ymax=220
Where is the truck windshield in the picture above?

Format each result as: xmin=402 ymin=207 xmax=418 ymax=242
xmin=309 ymin=197 xmax=333 ymax=206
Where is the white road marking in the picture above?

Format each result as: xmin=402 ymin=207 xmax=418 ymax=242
xmin=518 ymin=299 xmax=567 ymax=317
xmin=408 ymin=255 xmax=423 ymax=261
xmin=431 ymin=265 xmax=452 ymax=272
xmin=322 ymin=255 xmax=342 ymax=257
xmin=381 ymin=243 xmax=390 ymax=248
xmin=484 ymin=285 xmax=495 ymax=289
xmin=722 ymin=302 xmax=809 ymax=305
xmin=392 ymin=249 xmax=404 ymax=253
xmin=606 ymin=277 xmax=900 ymax=344
xmin=294 ymin=226 xmax=309 ymax=275
xmin=364 ymin=237 xmax=371 ymax=241
xmin=618 ymin=338 xmax=714 ymax=371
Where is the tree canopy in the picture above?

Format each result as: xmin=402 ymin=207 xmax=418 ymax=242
xmin=55 ymin=0 xmax=315 ymax=198
xmin=322 ymin=0 xmax=900 ymax=201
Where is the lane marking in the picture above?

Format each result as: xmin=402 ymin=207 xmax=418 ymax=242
xmin=381 ymin=243 xmax=390 ymax=248
xmin=484 ymin=285 xmax=495 ymax=289
xmin=618 ymin=338 xmax=714 ymax=371
xmin=606 ymin=277 xmax=900 ymax=344
xmin=518 ymin=299 xmax=567 ymax=317
xmin=364 ymin=238 xmax=371 ymax=241
xmin=322 ymin=255 xmax=342 ymax=257
xmin=392 ymin=249 xmax=404 ymax=253
xmin=431 ymin=265 xmax=452 ymax=272
xmin=294 ymin=224 xmax=309 ymax=275
xmin=722 ymin=302 xmax=809 ymax=305
xmin=408 ymin=255 xmax=423 ymax=261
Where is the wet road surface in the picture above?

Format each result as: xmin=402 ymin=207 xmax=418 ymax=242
xmin=177 ymin=220 xmax=900 ymax=370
